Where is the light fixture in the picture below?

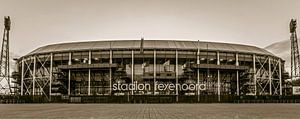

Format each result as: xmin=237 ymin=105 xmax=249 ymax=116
xmin=83 ymin=58 xmax=88 ymax=63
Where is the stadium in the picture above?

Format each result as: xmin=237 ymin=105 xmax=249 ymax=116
xmin=14 ymin=40 xmax=285 ymax=103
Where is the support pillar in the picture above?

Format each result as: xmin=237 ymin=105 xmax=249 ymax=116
xmin=88 ymin=70 xmax=91 ymax=95
xmin=109 ymin=50 xmax=112 ymax=95
xmin=33 ymin=56 xmax=36 ymax=96
xmin=68 ymin=52 xmax=72 ymax=95
xmin=175 ymin=50 xmax=178 ymax=102
xmin=88 ymin=50 xmax=91 ymax=95
xmin=21 ymin=58 xmax=24 ymax=96
xmin=49 ymin=53 xmax=53 ymax=100
xmin=253 ymin=54 xmax=257 ymax=95
xmin=68 ymin=70 xmax=71 ymax=95
xmin=131 ymin=50 xmax=134 ymax=95
xmin=237 ymin=70 xmax=239 ymax=96
xmin=154 ymin=50 xmax=156 ymax=95
xmin=268 ymin=57 xmax=272 ymax=95
xmin=197 ymin=47 xmax=200 ymax=102
xmin=236 ymin=53 xmax=239 ymax=96
xmin=236 ymin=53 xmax=239 ymax=66
xmin=217 ymin=70 xmax=220 ymax=102
xmin=88 ymin=50 xmax=91 ymax=64
xmin=217 ymin=52 xmax=220 ymax=102
xmin=279 ymin=59 xmax=282 ymax=95
xmin=217 ymin=51 xmax=220 ymax=65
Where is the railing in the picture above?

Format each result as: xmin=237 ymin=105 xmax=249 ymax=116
xmin=192 ymin=64 xmax=249 ymax=70
xmin=57 ymin=63 xmax=118 ymax=69
xmin=3 ymin=95 xmax=300 ymax=103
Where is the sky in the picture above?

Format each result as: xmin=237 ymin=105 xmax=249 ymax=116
xmin=0 ymin=0 xmax=300 ymax=57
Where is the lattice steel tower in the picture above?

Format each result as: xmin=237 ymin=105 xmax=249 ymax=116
xmin=0 ymin=16 xmax=11 ymax=94
xmin=290 ymin=19 xmax=300 ymax=81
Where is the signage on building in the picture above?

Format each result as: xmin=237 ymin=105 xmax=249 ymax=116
xmin=293 ymin=86 xmax=300 ymax=95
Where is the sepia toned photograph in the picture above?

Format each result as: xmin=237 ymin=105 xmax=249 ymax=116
xmin=1 ymin=0 xmax=300 ymax=119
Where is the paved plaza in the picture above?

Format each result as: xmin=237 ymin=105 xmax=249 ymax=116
xmin=0 ymin=104 xmax=299 ymax=119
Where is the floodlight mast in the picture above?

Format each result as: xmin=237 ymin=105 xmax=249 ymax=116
xmin=0 ymin=16 xmax=12 ymax=94
xmin=290 ymin=19 xmax=300 ymax=81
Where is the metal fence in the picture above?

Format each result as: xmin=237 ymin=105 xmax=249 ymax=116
xmin=2 ymin=95 xmax=300 ymax=103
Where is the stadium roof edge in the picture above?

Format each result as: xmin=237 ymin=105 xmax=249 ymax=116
xmin=23 ymin=40 xmax=278 ymax=59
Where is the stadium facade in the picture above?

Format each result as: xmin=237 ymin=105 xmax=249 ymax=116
xmin=14 ymin=40 xmax=285 ymax=103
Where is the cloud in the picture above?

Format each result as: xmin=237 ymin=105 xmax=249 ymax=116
xmin=264 ymin=40 xmax=290 ymax=73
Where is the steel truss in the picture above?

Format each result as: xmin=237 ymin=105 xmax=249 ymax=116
xmin=21 ymin=54 xmax=52 ymax=100
xmin=290 ymin=19 xmax=300 ymax=80
xmin=254 ymin=55 xmax=281 ymax=95
xmin=0 ymin=16 xmax=11 ymax=94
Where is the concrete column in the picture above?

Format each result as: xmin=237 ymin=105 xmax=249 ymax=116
xmin=68 ymin=52 xmax=72 ymax=65
xmin=154 ymin=50 xmax=156 ymax=95
xmin=88 ymin=51 xmax=91 ymax=95
xmin=33 ymin=56 xmax=36 ymax=96
xmin=175 ymin=50 xmax=178 ymax=102
xmin=88 ymin=50 xmax=91 ymax=64
xmin=235 ymin=53 xmax=239 ymax=66
xmin=217 ymin=51 xmax=220 ymax=102
xmin=49 ymin=53 xmax=53 ymax=100
xmin=217 ymin=51 xmax=220 ymax=65
xmin=109 ymin=50 xmax=112 ymax=95
xmin=88 ymin=70 xmax=91 ymax=95
xmin=253 ymin=54 xmax=257 ymax=95
xmin=236 ymin=53 xmax=239 ymax=96
xmin=268 ymin=57 xmax=272 ymax=95
xmin=68 ymin=52 xmax=72 ymax=95
xmin=197 ymin=48 xmax=200 ymax=102
xmin=217 ymin=70 xmax=220 ymax=102
xmin=68 ymin=70 xmax=71 ymax=95
xmin=131 ymin=50 xmax=134 ymax=95
xmin=279 ymin=59 xmax=282 ymax=95
xmin=21 ymin=58 xmax=24 ymax=96
xmin=237 ymin=70 xmax=239 ymax=96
